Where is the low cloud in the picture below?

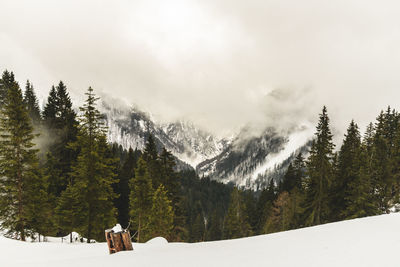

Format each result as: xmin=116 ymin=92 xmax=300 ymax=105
xmin=1 ymin=0 xmax=400 ymax=138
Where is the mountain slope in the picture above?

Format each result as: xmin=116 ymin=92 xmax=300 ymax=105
xmin=197 ymin=127 xmax=286 ymax=185
xmin=161 ymin=120 xmax=229 ymax=167
xmin=3 ymin=213 xmax=400 ymax=266
xmin=197 ymin=124 xmax=313 ymax=189
xmin=101 ymin=99 xmax=229 ymax=169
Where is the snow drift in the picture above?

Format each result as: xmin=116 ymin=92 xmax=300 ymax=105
xmin=2 ymin=213 xmax=400 ymax=267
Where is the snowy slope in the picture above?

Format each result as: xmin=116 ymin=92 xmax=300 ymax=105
xmin=250 ymin=124 xmax=313 ymax=180
xmin=197 ymin=124 xmax=313 ymax=189
xmin=3 ymin=213 xmax=400 ymax=267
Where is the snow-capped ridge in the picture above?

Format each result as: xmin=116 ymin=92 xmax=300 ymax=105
xmin=101 ymin=98 xmax=230 ymax=169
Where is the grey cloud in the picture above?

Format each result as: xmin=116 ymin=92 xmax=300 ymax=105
xmin=1 ymin=0 xmax=400 ymax=137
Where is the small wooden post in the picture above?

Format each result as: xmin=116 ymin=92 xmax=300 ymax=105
xmin=105 ymin=228 xmax=134 ymax=254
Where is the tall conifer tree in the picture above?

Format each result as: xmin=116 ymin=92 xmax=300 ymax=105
xmin=223 ymin=187 xmax=252 ymax=239
xmin=23 ymin=80 xmax=41 ymax=125
xmin=255 ymin=179 xmax=276 ymax=233
xmin=115 ymin=147 xmax=137 ymax=228
xmin=264 ymin=191 xmax=292 ymax=233
xmin=304 ymin=106 xmax=335 ymax=226
xmin=0 ymin=78 xmax=48 ymax=240
xmin=147 ymin=184 xmax=174 ymax=241
xmin=0 ymin=70 xmax=15 ymax=108
xmin=130 ymin=157 xmax=153 ymax=242
xmin=143 ymin=134 xmax=162 ymax=188
xmin=43 ymin=81 xmax=78 ymax=197
xmin=371 ymin=111 xmax=393 ymax=212
xmin=159 ymin=148 xmax=186 ymax=240
xmin=42 ymin=86 xmax=57 ymax=128
xmin=61 ymin=87 xmax=117 ymax=242
xmin=331 ymin=120 xmax=362 ymax=220
xmin=342 ymin=144 xmax=378 ymax=219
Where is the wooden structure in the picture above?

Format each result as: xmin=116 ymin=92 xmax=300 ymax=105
xmin=105 ymin=229 xmax=133 ymax=254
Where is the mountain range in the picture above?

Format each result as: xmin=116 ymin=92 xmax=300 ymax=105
xmin=101 ymin=98 xmax=313 ymax=189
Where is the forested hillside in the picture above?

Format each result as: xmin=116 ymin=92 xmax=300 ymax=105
xmin=0 ymin=69 xmax=399 ymax=244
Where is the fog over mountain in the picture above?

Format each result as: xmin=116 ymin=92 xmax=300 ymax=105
xmin=2 ymin=0 xmax=400 ymax=137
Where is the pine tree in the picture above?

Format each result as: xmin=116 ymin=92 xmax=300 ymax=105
xmin=55 ymin=183 xmax=85 ymax=242
xmin=363 ymin=123 xmax=375 ymax=154
xmin=23 ymin=80 xmax=41 ymax=125
xmin=130 ymin=157 xmax=153 ymax=243
xmin=159 ymin=148 xmax=185 ymax=240
xmin=284 ymin=153 xmax=305 ymax=228
xmin=243 ymin=190 xmax=258 ymax=233
xmin=223 ymin=187 xmax=252 ymax=239
xmin=43 ymin=81 xmax=78 ymax=197
xmin=25 ymin=170 xmax=52 ymax=240
xmin=281 ymin=163 xmax=296 ymax=193
xmin=255 ymin=179 xmax=276 ymax=233
xmin=42 ymin=86 xmax=58 ymax=128
xmin=342 ymin=144 xmax=378 ymax=219
xmin=65 ymin=87 xmax=117 ymax=242
xmin=264 ymin=191 xmax=292 ymax=233
xmin=159 ymin=148 xmax=179 ymax=205
xmin=330 ymin=120 xmax=362 ymax=221
xmin=392 ymin=119 xmax=400 ymax=203
xmin=287 ymin=186 xmax=305 ymax=229
xmin=280 ymin=153 xmax=306 ymax=194
xmin=147 ymin=184 xmax=174 ymax=241
xmin=293 ymin=153 xmax=306 ymax=188
xmin=45 ymin=153 xmax=62 ymax=199
xmin=0 ymin=70 xmax=16 ymax=108
xmin=0 ymin=79 xmax=48 ymax=240
xmin=206 ymin=209 xmax=223 ymax=241
xmin=42 ymin=83 xmax=79 ymax=236
xmin=371 ymin=111 xmax=393 ymax=212
xmin=115 ymin=147 xmax=137 ymax=228
xmin=191 ymin=213 xmax=206 ymax=242
xmin=304 ymin=106 xmax=335 ymax=226
xmin=143 ymin=134 xmax=158 ymax=162
xmin=143 ymin=134 xmax=162 ymax=189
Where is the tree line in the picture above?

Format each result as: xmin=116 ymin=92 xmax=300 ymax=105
xmin=0 ymin=70 xmax=233 ymax=243
xmin=0 ymin=69 xmax=398 ymax=243
xmin=222 ymin=105 xmax=400 ymax=238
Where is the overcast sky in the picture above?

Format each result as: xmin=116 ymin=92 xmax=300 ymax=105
xmin=1 ymin=0 xmax=400 ymax=137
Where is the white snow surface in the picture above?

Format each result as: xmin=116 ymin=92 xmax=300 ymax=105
xmin=2 ymin=213 xmax=400 ymax=266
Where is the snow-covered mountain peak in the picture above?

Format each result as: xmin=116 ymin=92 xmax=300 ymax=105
xmin=100 ymin=98 xmax=230 ymax=168
xmin=159 ymin=119 xmax=230 ymax=167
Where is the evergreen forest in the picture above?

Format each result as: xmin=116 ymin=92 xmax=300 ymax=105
xmin=0 ymin=70 xmax=399 ymax=243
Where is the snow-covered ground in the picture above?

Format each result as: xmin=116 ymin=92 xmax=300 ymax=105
xmin=2 ymin=213 xmax=400 ymax=267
